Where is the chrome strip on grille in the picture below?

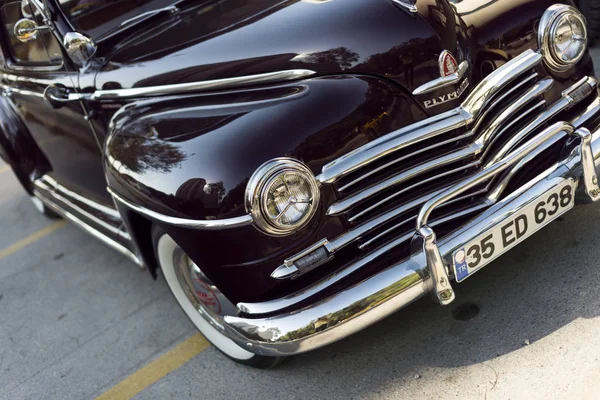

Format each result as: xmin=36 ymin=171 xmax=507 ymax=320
xmin=326 ymin=145 xmax=479 ymax=217
xmin=338 ymin=131 xmax=474 ymax=192
xmin=474 ymin=78 xmax=553 ymax=146
xmin=317 ymin=108 xmax=469 ymax=184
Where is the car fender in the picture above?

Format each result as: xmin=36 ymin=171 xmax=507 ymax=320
xmin=104 ymin=75 xmax=427 ymax=303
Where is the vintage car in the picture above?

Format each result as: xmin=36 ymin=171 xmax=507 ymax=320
xmin=1 ymin=0 xmax=599 ymax=368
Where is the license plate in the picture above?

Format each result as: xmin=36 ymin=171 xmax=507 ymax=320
xmin=452 ymin=180 xmax=575 ymax=282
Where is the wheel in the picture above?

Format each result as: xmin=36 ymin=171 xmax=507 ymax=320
xmin=579 ymin=0 xmax=600 ymax=42
xmin=30 ymin=196 xmax=60 ymax=219
xmin=152 ymin=226 xmax=284 ymax=368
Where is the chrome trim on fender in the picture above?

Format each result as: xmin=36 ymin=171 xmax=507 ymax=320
xmin=82 ymin=70 xmax=316 ymax=100
xmin=34 ymin=176 xmax=129 ymax=241
xmin=412 ymin=61 xmax=469 ymax=95
xmin=40 ymin=175 xmax=121 ymax=219
xmin=107 ymin=187 xmax=253 ymax=230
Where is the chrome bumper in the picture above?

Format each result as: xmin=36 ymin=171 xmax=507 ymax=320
xmin=223 ymin=117 xmax=600 ymax=357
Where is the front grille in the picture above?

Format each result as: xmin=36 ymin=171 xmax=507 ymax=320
xmin=318 ymin=49 xmax=597 ymax=258
xmin=243 ymin=49 xmax=600 ymax=316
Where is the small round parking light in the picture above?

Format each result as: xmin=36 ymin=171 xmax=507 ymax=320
xmin=539 ymin=5 xmax=588 ymax=72
xmin=245 ymin=158 xmax=320 ymax=236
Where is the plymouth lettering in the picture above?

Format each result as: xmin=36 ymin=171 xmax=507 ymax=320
xmin=423 ymin=78 xmax=469 ymax=108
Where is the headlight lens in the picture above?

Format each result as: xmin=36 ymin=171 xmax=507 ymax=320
xmin=246 ymin=158 xmax=319 ymax=236
xmin=539 ymin=5 xmax=587 ymax=72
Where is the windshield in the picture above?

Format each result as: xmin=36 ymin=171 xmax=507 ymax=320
xmin=58 ymin=0 xmax=178 ymax=39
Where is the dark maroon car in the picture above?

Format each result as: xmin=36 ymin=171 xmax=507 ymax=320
xmin=0 ymin=0 xmax=599 ymax=368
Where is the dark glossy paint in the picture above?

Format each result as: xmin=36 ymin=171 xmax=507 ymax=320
xmin=0 ymin=0 xmax=595 ymax=305
xmin=0 ymin=94 xmax=50 ymax=191
xmin=93 ymin=0 xmax=466 ymax=99
xmin=105 ymin=75 xmax=425 ymax=302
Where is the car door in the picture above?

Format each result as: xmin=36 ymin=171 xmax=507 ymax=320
xmin=0 ymin=0 xmax=111 ymax=204
xmin=0 ymin=0 xmax=125 ymax=242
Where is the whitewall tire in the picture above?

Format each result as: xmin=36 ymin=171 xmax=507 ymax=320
xmin=152 ymin=226 xmax=284 ymax=368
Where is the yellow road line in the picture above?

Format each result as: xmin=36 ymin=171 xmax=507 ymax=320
xmin=0 ymin=164 xmax=10 ymax=174
xmin=96 ymin=333 xmax=210 ymax=400
xmin=0 ymin=220 xmax=67 ymax=260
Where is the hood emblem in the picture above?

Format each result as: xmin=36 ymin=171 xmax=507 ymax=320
xmin=439 ymin=50 xmax=458 ymax=77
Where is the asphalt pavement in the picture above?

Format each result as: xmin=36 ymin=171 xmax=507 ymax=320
xmin=2 ymin=50 xmax=600 ymax=400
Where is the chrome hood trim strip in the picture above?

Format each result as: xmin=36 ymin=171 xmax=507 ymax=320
xmin=80 ymin=69 xmax=316 ymax=101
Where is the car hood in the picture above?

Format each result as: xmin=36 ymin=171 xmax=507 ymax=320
xmin=94 ymin=0 xmax=467 ymax=95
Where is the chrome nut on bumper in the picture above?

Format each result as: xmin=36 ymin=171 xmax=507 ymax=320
xmin=222 ymin=119 xmax=600 ymax=357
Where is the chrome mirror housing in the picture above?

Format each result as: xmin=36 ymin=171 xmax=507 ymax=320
xmin=20 ymin=0 xmax=33 ymax=18
xmin=14 ymin=18 xmax=49 ymax=42
xmin=63 ymin=32 xmax=97 ymax=67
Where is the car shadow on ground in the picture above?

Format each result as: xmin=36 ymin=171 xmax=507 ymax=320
xmin=269 ymin=200 xmax=600 ymax=393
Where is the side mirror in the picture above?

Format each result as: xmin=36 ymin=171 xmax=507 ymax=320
xmin=14 ymin=18 xmax=49 ymax=42
xmin=63 ymin=32 xmax=97 ymax=67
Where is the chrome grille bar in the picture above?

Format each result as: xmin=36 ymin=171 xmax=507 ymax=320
xmin=347 ymin=161 xmax=480 ymax=222
xmin=327 ymin=145 xmax=479 ymax=217
xmin=461 ymin=50 xmax=543 ymax=116
xmin=486 ymin=76 xmax=597 ymax=166
xmin=474 ymin=78 xmax=553 ymax=145
xmin=338 ymin=131 xmax=474 ymax=192
xmin=317 ymin=108 xmax=470 ymax=184
xmin=470 ymin=72 xmax=539 ymax=133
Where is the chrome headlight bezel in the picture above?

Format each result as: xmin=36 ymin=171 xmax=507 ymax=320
xmin=538 ymin=4 xmax=588 ymax=72
xmin=245 ymin=158 xmax=320 ymax=237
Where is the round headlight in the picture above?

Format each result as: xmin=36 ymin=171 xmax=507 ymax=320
xmin=539 ymin=5 xmax=588 ymax=72
xmin=245 ymin=158 xmax=320 ymax=236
